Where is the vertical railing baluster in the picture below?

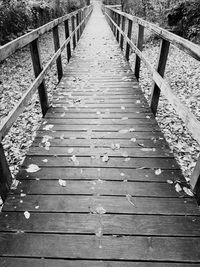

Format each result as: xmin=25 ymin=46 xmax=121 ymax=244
xmin=150 ymin=39 xmax=170 ymax=115
xmin=64 ymin=19 xmax=71 ymax=62
xmin=120 ymin=15 xmax=125 ymax=50
xmin=191 ymin=156 xmax=200 ymax=204
xmin=76 ymin=12 xmax=80 ymax=42
xmin=71 ymin=15 xmax=76 ymax=50
xmin=134 ymin=24 xmax=144 ymax=80
xmin=53 ymin=25 xmax=63 ymax=82
xmin=125 ymin=19 xmax=133 ymax=61
xmin=30 ymin=38 xmax=49 ymax=116
xmin=116 ymin=13 xmax=121 ymax=42
xmin=0 ymin=143 xmax=12 ymax=201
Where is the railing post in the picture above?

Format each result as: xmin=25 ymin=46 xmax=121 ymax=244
xmin=0 ymin=143 xmax=12 ymax=201
xmin=125 ymin=19 xmax=133 ymax=61
xmin=71 ymin=15 xmax=76 ymax=50
xmin=53 ymin=25 xmax=63 ymax=82
xmin=76 ymin=12 xmax=80 ymax=42
xmin=190 ymin=156 xmax=200 ymax=204
xmin=120 ymin=15 xmax=125 ymax=50
xmin=30 ymin=38 xmax=49 ymax=116
xmin=114 ymin=12 xmax=117 ymax=36
xmin=134 ymin=24 xmax=144 ymax=80
xmin=116 ymin=13 xmax=121 ymax=42
xmin=64 ymin=19 xmax=71 ymax=62
xmin=150 ymin=39 xmax=170 ymax=115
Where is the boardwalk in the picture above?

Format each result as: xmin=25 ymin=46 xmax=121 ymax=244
xmin=1 ymin=1 xmax=200 ymax=266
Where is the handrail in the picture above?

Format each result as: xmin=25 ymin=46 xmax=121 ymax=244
xmin=103 ymin=5 xmax=200 ymax=203
xmin=0 ymin=4 xmax=93 ymax=201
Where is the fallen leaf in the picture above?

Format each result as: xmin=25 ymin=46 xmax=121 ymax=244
xmin=95 ymin=206 xmax=106 ymax=214
xmin=26 ymin=164 xmax=40 ymax=173
xmin=121 ymin=117 xmax=128 ymax=120
xmin=183 ymin=187 xmax=194 ymax=196
xmin=167 ymin=179 xmax=173 ymax=184
xmin=10 ymin=179 xmax=19 ymax=190
xmin=24 ymin=211 xmax=30 ymax=219
xmin=68 ymin=148 xmax=74 ymax=154
xmin=42 ymin=159 xmax=48 ymax=163
xmin=70 ymin=155 xmax=79 ymax=166
xmin=43 ymin=124 xmax=54 ymax=131
xmin=59 ymin=179 xmax=66 ymax=187
xmin=95 ymin=227 xmax=103 ymax=237
xmin=102 ymin=153 xmax=109 ymax=162
xmin=126 ymin=194 xmax=135 ymax=207
xmin=130 ymin=138 xmax=137 ymax=142
xmin=121 ymin=151 xmax=128 ymax=157
xmin=129 ymin=128 xmax=135 ymax=132
xmin=175 ymin=183 xmax=182 ymax=192
xmin=124 ymin=157 xmax=130 ymax=162
xmin=155 ymin=168 xmax=162 ymax=175
xmin=119 ymin=129 xmax=128 ymax=134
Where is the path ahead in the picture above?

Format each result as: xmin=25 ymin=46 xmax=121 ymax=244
xmin=1 ymin=2 xmax=200 ymax=266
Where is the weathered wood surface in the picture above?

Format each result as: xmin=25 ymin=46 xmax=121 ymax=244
xmin=1 ymin=2 xmax=200 ymax=266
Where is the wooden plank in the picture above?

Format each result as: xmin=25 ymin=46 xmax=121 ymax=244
xmin=10 ymin=180 xmax=179 ymax=197
xmin=30 ymin=38 xmax=49 ymax=116
xmin=3 ymin=195 xmax=199 ymax=215
xmin=53 ymin=25 xmax=63 ymax=81
xmin=45 ymin=113 xmax=153 ymax=119
xmin=32 ymin=139 xmax=169 ymax=149
xmin=17 ymin=168 xmax=184 ymax=182
xmin=0 ymin=233 xmax=200 ymax=261
xmin=22 ymin=156 xmax=179 ymax=169
xmin=0 ymin=213 xmax=199 ymax=236
xmin=27 ymin=146 xmax=172 ymax=158
xmin=37 ymin=123 xmax=161 ymax=133
xmin=0 ymin=258 xmax=198 ymax=267
xmin=41 ymin=118 xmax=157 ymax=125
xmin=36 ymin=131 xmax=164 ymax=140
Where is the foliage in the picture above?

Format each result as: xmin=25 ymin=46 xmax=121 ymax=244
xmin=0 ymin=0 xmax=88 ymax=45
xmin=118 ymin=0 xmax=200 ymax=43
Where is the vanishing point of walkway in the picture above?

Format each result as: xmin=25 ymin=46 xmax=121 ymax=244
xmin=0 ymin=2 xmax=200 ymax=266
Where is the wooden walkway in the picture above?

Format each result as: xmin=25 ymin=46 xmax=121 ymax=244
xmin=1 ymin=2 xmax=200 ymax=266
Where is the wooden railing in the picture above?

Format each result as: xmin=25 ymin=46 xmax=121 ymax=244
xmin=0 ymin=5 xmax=93 ymax=201
xmin=103 ymin=5 xmax=200 ymax=202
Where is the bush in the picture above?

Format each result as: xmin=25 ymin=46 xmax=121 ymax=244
xmin=0 ymin=0 xmax=88 ymax=45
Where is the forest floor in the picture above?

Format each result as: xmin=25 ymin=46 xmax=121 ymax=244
xmin=0 ymin=25 xmax=200 ymax=183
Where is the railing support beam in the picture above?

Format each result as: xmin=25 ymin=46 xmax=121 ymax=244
xmin=0 ymin=143 xmax=12 ymax=201
xmin=30 ymin=38 xmax=49 ymax=116
xmin=191 ymin=156 xmax=200 ymax=204
xmin=134 ymin=24 xmax=144 ymax=81
xmin=125 ymin=19 xmax=133 ymax=61
xmin=150 ymin=39 xmax=170 ymax=115
xmin=53 ymin=25 xmax=63 ymax=82
xmin=64 ymin=19 xmax=71 ymax=62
